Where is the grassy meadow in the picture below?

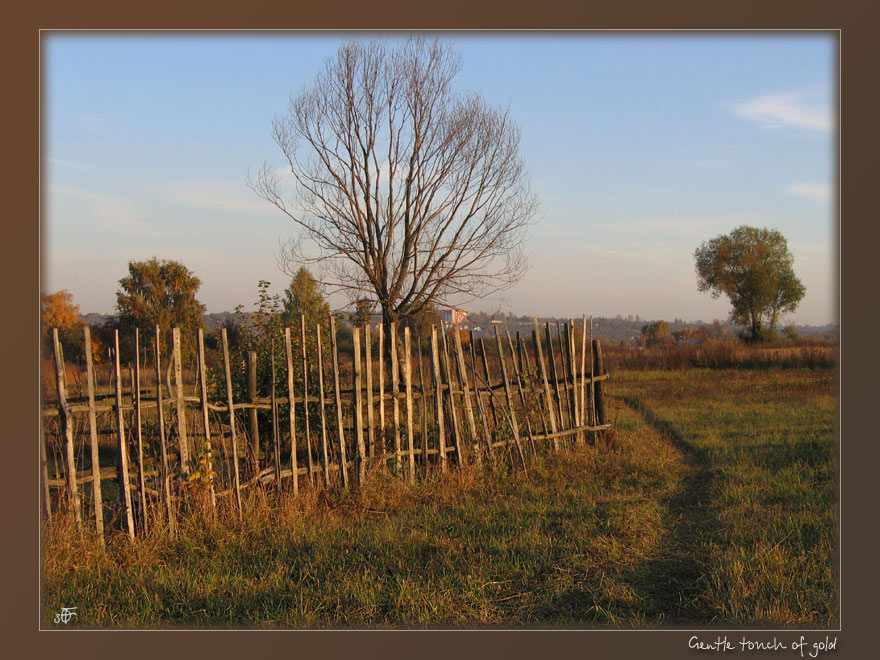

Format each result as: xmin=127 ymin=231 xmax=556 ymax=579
xmin=42 ymin=365 xmax=838 ymax=629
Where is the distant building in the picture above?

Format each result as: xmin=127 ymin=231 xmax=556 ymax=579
xmin=438 ymin=307 xmax=468 ymax=327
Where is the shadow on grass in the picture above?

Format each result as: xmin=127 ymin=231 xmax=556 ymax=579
xmin=611 ymin=396 xmax=720 ymax=625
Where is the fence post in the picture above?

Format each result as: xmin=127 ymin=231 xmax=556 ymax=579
xmin=316 ymin=324 xmax=331 ymax=488
xmin=453 ymin=330 xmax=479 ymax=467
xmin=197 ymin=329 xmax=217 ymax=514
xmin=469 ymin=333 xmax=493 ymax=462
xmin=270 ymin=342 xmax=282 ymax=495
xmin=40 ymin=415 xmax=52 ymax=523
xmin=113 ymin=330 xmax=135 ymax=540
xmin=300 ymin=315 xmax=315 ymax=485
xmin=353 ymin=327 xmax=367 ymax=486
xmin=431 ymin=327 xmax=447 ymax=473
xmin=133 ymin=329 xmax=149 ymax=532
xmin=221 ymin=328 xmax=243 ymax=517
xmin=154 ymin=327 xmax=175 ymax=531
xmin=52 ymin=329 xmax=82 ymax=533
xmin=364 ymin=324 xmax=375 ymax=459
xmin=329 ymin=315 xmax=349 ymax=489
xmin=83 ymin=325 xmax=103 ymax=542
xmin=532 ymin=320 xmax=559 ymax=450
xmin=173 ymin=328 xmax=190 ymax=475
xmin=592 ymin=338 xmax=608 ymax=428
xmin=417 ymin=338 xmax=429 ymax=471
xmin=494 ymin=327 xmax=526 ymax=469
xmin=285 ymin=327 xmax=299 ymax=497
xmin=403 ymin=327 xmax=416 ymax=483
xmin=390 ymin=321 xmax=401 ymax=471
xmin=440 ymin=329 xmax=464 ymax=467
xmin=247 ymin=350 xmax=260 ymax=476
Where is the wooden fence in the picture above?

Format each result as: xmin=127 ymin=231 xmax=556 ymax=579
xmin=40 ymin=317 xmax=611 ymax=541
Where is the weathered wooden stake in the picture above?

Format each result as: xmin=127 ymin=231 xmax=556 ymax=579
xmin=453 ymin=330 xmax=479 ymax=467
xmin=353 ymin=328 xmax=367 ymax=486
xmin=494 ymin=327 xmax=526 ymax=469
xmin=329 ymin=315 xmax=349 ymax=489
xmin=172 ymin=328 xmax=189 ymax=475
xmin=83 ymin=325 xmax=103 ymax=542
xmin=390 ymin=321 xmax=401 ymax=470
xmin=284 ymin=327 xmax=299 ymax=497
xmin=221 ymin=328 xmax=243 ymax=518
xmin=247 ymin=350 xmax=260 ymax=475
xmin=154 ymin=327 xmax=174 ymax=530
xmin=478 ymin=337 xmax=499 ymax=429
xmin=440 ymin=330 xmax=463 ymax=466
xmin=592 ymin=338 xmax=608 ymax=428
xmin=52 ymin=329 xmax=82 ymax=534
xmin=430 ymin=327 xmax=447 ymax=473
xmin=364 ymin=324 xmax=375 ymax=459
xmin=545 ymin=323 xmax=566 ymax=434
xmin=133 ymin=329 xmax=149 ymax=532
xmin=300 ymin=315 xmax=315 ymax=485
xmin=533 ymin=320 xmax=559 ymax=450
xmin=40 ymin=416 xmax=52 ymax=523
xmin=270 ymin=342 xmax=281 ymax=496
xmin=403 ymin=327 xmax=416 ymax=483
xmin=197 ymin=329 xmax=217 ymax=514
xmin=316 ymin=325 xmax=331 ymax=488
xmin=113 ymin=330 xmax=135 ymax=540
xmin=469 ymin=333 xmax=493 ymax=462
xmin=378 ymin=322 xmax=385 ymax=453
xmin=417 ymin=338 xmax=429 ymax=470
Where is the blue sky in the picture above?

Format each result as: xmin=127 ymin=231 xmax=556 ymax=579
xmin=43 ymin=32 xmax=837 ymax=325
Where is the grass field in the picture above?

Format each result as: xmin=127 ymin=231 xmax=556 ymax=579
xmin=42 ymin=366 xmax=838 ymax=629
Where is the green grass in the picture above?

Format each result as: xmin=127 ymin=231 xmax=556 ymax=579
xmin=42 ymin=367 xmax=837 ymax=629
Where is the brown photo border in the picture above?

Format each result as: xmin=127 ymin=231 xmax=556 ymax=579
xmin=5 ymin=0 xmax=876 ymax=657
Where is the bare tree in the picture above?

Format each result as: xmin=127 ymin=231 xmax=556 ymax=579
xmin=250 ymin=37 xmax=537 ymax=340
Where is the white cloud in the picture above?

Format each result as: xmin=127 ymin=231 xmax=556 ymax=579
xmin=784 ymin=182 xmax=832 ymax=205
xmin=731 ymin=92 xmax=832 ymax=132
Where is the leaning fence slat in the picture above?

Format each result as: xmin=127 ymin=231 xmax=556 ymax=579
xmin=113 ymin=330 xmax=135 ymax=540
xmin=221 ymin=328 xmax=243 ymax=517
xmin=580 ymin=317 xmax=589 ymax=439
xmin=172 ymin=328 xmax=189 ymax=475
xmin=533 ymin=321 xmax=558 ymax=450
xmin=83 ymin=325 xmax=103 ymax=541
xmin=478 ymin=337 xmax=499 ymax=429
xmin=403 ymin=327 xmax=416 ymax=483
xmin=592 ymin=338 xmax=608 ymax=429
xmin=301 ymin=315 xmax=315 ymax=485
xmin=40 ymin=414 xmax=52 ymax=523
xmin=270 ymin=343 xmax=282 ymax=496
xmin=494 ymin=327 xmax=526 ymax=469
xmin=284 ymin=327 xmax=299 ymax=497
xmin=154 ymin=327 xmax=174 ymax=530
xmin=197 ymin=329 xmax=217 ymax=514
xmin=440 ymin=329 xmax=464 ymax=467
xmin=329 ymin=315 xmax=349 ymax=489
xmin=364 ymin=324 xmax=375 ymax=459
xmin=431 ymin=327 xmax=447 ymax=473
xmin=353 ymin=327 xmax=367 ymax=486
xmin=378 ymin=323 xmax=385 ymax=453
xmin=52 ymin=329 xmax=82 ymax=533
xmin=247 ymin=351 xmax=260 ymax=476
xmin=316 ymin=325 xmax=331 ymax=488
xmin=390 ymin=322 xmax=401 ymax=471
xmin=468 ymin=333 xmax=493 ymax=461
xmin=545 ymin=323 xmax=566 ymax=436
xmin=417 ymin=338 xmax=429 ymax=470
xmin=453 ymin=329 xmax=479 ymax=467
xmin=506 ymin=330 xmax=536 ymax=458
xmin=133 ymin=330 xmax=149 ymax=532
